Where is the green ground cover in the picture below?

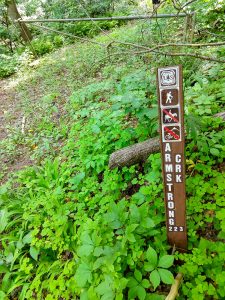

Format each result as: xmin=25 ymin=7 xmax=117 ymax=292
xmin=0 ymin=17 xmax=225 ymax=300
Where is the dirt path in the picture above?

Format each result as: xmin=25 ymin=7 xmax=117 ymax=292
xmin=0 ymin=79 xmax=33 ymax=183
xmin=0 ymin=79 xmax=13 ymax=140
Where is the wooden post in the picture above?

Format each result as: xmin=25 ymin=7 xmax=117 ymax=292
xmin=157 ymin=65 xmax=187 ymax=250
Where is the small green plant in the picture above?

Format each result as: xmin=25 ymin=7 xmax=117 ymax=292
xmin=144 ymin=247 xmax=174 ymax=290
xmin=0 ymin=54 xmax=18 ymax=78
xmin=30 ymin=38 xmax=54 ymax=56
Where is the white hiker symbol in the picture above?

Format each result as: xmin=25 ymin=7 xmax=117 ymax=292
xmin=164 ymin=110 xmax=178 ymax=123
xmin=166 ymin=91 xmax=173 ymax=104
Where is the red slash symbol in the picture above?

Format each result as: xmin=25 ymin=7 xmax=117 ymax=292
xmin=164 ymin=126 xmax=180 ymax=140
xmin=163 ymin=109 xmax=179 ymax=123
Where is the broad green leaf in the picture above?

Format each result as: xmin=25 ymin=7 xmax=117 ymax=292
xmin=158 ymin=268 xmax=174 ymax=285
xmin=93 ymin=246 xmax=104 ymax=257
xmin=69 ymin=172 xmax=85 ymax=187
xmin=6 ymin=253 xmax=14 ymax=264
xmin=158 ymin=255 xmax=174 ymax=269
xmin=0 ymin=291 xmax=6 ymax=299
xmin=0 ymin=265 xmax=8 ymax=274
xmin=127 ymin=277 xmax=138 ymax=288
xmin=126 ymin=233 xmax=136 ymax=243
xmin=141 ymin=279 xmax=150 ymax=288
xmin=130 ymin=204 xmax=140 ymax=222
xmin=30 ymin=246 xmax=39 ymax=261
xmin=0 ymin=209 xmax=9 ymax=233
xmin=74 ymin=263 xmax=92 ymax=287
xmin=141 ymin=217 xmax=155 ymax=229
xmin=77 ymin=231 xmax=94 ymax=257
xmin=1 ymin=272 xmax=11 ymax=293
xmin=93 ymin=257 xmax=105 ymax=270
xmin=210 ymin=148 xmax=220 ymax=156
xmin=150 ymin=270 xmax=160 ymax=290
xmin=144 ymin=262 xmax=155 ymax=272
xmin=101 ymin=290 xmax=115 ymax=300
xmin=145 ymin=107 xmax=158 ymax=119
xmin=80 ymin=290 xmax=88 ymax=300
xmin=136 ymin=285 xmax=146 ymax=300
xmin=23 ymin=232 xmax=32 ymax=244
xmin=81 ymin=231 xmax=93 ymax=245
xmin=77 ymin=244 xmax=94 ymax=257
xmin=146 ymin=246 xmax=158 ymax=267
xmin=91 ymin=125 xmax=101 ymax=134
xmin=19 ymin=283 xmax=30 ymax=300
xmin=96 ymin=277 xmax=114 ymax=300
xmin=134 ymin=269 xmax=142 ymax=282
xmin=128 ymin=286 xmax=138 ymax=299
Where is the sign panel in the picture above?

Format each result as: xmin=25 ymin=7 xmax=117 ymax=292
xmin=157 ymin=65 xmax=187 ymax=250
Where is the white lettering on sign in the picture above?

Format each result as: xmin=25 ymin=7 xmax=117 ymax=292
xmin=165 ymin=164 xmax=173 ymax=172
xmin=166 ymin=174 xmax=172 ymax=182
xmin=176 ymin=174 xmax=182 ymax=183
xmin=165 ymin=143 xmax=171 ymax=151
xmin=175 ymin=164 xmax=181 ymax=173
xmin=167 ymin=193 xmax=173 ymax=200
xmin=169 ymin=210 xmax=175 ymax=218
xmin=175 ymin=154 xmax=181 ymax=163
xmin=166 ymin=183 xmax=173 ymax=191
xmin=169 ymin=226 xmax=184 ymax=232
xmin=165 ymin=154 xmax=172 ymax=162
xmin=164 ymin=144 xmax=183 ymax=230
xmin=169 ymin=218 xmax=175 ymax=225
xmin=168 ymin=201 xmax=174 ymax=209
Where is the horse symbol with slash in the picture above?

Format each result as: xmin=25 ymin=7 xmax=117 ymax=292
xmin=164 ymin=110 xmax=178 ymax=123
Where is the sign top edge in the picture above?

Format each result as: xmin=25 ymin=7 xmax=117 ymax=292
xmin=157 ymin=65 xmax=180 ymax=70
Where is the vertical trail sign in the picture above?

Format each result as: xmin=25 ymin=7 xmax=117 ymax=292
xmin=157 ymin=65 xmax=187 ymax=250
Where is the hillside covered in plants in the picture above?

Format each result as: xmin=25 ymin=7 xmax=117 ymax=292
xmin=0 ymin=0 xmax=225 ymax=299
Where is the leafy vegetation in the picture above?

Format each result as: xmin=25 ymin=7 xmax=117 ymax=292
xmin=0 ymin=0 xmax=225 ymax=299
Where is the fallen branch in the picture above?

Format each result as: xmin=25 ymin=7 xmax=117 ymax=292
xmin=214 ymin=111 xmax=225 ymax=120
xmin=166 ymin=273 xmax=183 ymax=300
xmin=109 ymin=112 xmax=225 ymax=169
xmin=109 ymin=137 xmax=160 ymax=169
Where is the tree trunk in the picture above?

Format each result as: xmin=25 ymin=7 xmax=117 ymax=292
xmin=6 ymin=0 xmax=32 ymax=43
xmin=108 ymin=111 xmax=225 ymax=169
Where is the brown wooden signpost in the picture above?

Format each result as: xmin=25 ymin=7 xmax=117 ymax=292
xmin=157 ymin=65 xmax=187 ymax=250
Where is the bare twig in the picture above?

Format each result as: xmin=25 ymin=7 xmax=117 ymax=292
xmin=152 ymin=49 xmax=225 ymax=63
xmin=181 ymin=0 xmax=199 ymax=10
xmin=112 ymin=40 xmax=225 ymax=52
xmin=101 ymin=48 xmax=225 ymax=63
xmin=32 ymin=24 xmax=105 ymax=47
xmin=166 ymin=273 xmax=183 ymax=300
xmin=21 ymin=116 xmax=26 ymax=134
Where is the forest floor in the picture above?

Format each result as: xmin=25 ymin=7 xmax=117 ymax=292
xmin=0 ymin=78 xmax=34 ymax=183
